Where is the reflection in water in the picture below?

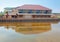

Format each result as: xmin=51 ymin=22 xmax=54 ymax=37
xmin=0 ymin=22 xmax=60 ymax=42
xmin=0 ymin=22 xmax=51 ymax=34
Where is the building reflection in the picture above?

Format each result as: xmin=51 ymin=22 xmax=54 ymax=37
xmin=0 ymin=22 xmax=56 ymax=34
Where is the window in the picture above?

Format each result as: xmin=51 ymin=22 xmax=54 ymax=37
xmin=12 ymin=15 xmax=17 ymax=18
xmin=36 ymin=10 xmax=40 ymax=14
xmin=36 ymin=15 xmax=40 ymax=17
xmin=44 ymin=10 xmax=48 ymax=14
xmin=32 ymin=15 xmax=36 ymax=18
xmin=19 ymin=15 xmax=23 ymax=17
xmin=18 ymin=9 xmax=24 ymax=13
xmin=19 ymin=12 xmax=23 ymax=13
xmin=48 ymin=10 xmax=51 ymax=13
xmin=28 ymin=10 xmax=33 ymax=13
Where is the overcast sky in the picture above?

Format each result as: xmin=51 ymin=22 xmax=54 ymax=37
xmin=0 ymin=0 xmax=60 ymax=13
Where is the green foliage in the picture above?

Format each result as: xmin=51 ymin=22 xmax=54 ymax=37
xmin=0 ymin=12 xmax=4 ymax=16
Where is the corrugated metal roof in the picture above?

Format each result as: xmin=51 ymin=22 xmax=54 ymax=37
xmin=4 ymin=7 xmax=15 ymax=10
xmin=16 ymin=4 xmax=52 ymax=10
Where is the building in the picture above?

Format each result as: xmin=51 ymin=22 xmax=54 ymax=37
xmin=4 ymin=4 xmax=55 ymax=19
xmin=11 ymin=4 xmax=52 ymax=14
xmin=4 ymin=7 xmax=15 ymax=14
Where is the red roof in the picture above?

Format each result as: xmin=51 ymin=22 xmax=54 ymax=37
xmin=16 ymin=4 xmax=52 ymax=10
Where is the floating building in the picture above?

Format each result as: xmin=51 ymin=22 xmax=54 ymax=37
xmin=0 ymin=4 xmax=59 ymax=22
xmin=4 ymin=4 xmax=55 ymax=19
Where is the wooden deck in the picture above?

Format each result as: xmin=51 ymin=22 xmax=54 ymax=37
xmin=0 ymin=18 xmax=60 ymax=22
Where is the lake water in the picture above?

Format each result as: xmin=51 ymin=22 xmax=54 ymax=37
xmin=0 ymin=22 xmax=60 ymax=42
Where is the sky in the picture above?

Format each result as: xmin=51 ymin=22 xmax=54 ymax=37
xmin=0 ymin=0 xmax=60 ymax=13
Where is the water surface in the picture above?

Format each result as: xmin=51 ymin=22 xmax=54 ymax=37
xmin=0 ymin=22 xmax=60 ymax=42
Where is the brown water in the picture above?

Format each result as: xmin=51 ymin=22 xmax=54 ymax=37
xmin=0 ymin=22 xmax=60 ymax=42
